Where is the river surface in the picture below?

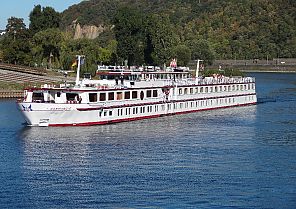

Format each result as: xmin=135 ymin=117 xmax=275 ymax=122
xmin=0 ymin=73 xmax=295 ymax=209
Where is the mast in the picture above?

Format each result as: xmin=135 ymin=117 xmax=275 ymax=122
xmin=75 ymin=55 xmax=84 ymax=86
xmin=195 ymin=59 xmax=203 ymax=79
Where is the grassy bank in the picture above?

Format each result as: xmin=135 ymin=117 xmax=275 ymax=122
xmin=0 ymin=82 xmax=26 ymax=90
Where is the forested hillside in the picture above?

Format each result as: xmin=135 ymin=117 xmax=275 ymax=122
xmin=62 ymin=0 xmax=296 ymax=60
xmin=0 ymin=0 xmax=295 ymax=75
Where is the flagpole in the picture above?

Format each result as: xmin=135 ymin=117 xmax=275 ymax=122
xmin=75 ymin=55 xmax=84 ymax=86
xmin=195 ymin=59 xmax=203 ymax=84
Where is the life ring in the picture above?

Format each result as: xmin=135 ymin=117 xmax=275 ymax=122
xmin=24 ymin=93 xmax=28 ymax=101
xmin=164 ymin=89 xmax=170 ymax=95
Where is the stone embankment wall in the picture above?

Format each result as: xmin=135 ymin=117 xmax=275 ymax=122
xmin=0 ymin=90 xmax=23 ymax=98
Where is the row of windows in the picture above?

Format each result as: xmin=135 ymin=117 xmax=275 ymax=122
xmin=98 ymin=95 xmax=255 ymax=118
xmin=178 ymin=84 xmax=255 ymax=95
xmin=89 ymin=89 xmax=158 ymax=102
xmin=99 ymin=104 xmax=165 ymax=118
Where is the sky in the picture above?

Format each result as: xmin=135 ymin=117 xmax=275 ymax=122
xmin=0 ymin=0 xmax=83 ymax=30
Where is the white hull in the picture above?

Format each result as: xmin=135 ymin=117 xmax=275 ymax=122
xmin=18 ymin=90 xmax=256 ymax=127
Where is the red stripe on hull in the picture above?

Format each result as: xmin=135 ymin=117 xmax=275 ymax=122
xmin=48 ymin=102 xmax=256 ymax=127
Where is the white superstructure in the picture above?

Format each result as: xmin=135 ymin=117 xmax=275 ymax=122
xmin=17 ymin=59 xmax=256 ymax=127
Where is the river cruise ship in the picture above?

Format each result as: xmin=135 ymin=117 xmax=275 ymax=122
xmin=17 ymin=57 xmax=256 ymax=126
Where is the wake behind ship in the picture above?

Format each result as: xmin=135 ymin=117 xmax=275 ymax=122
xmin=17 ymin=57 xmax=256 ymax=127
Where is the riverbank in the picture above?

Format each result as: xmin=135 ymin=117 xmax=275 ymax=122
xmin=0 ymin=90 xmax=23 ymax=98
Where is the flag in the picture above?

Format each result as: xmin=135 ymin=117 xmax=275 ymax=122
xmin=80 ymin=57 xmax=85 ymax=65
xmin=71 ymin=60 xmax=77 ymax=67
xmin=170 ymin=58 xmax=177 ymax=68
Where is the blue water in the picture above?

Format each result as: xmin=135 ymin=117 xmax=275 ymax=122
xmin=0 ymin=73 xmax=295 ymax=209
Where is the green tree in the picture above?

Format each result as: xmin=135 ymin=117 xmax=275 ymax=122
xmin=97 ymin=40 xmax=117 ymax=65
xmin=172 ymin=45 xmax=191 ymax=66
xmin=33 ymin=28 xmax=63 ymax=68
xmin=186 ymin=39 xmax=215 ymax=65
xmin=113 ymin=7 xmax=146 ymax=66
xmin=2 ymin=17 xmax=31 ymax=65
xmin=60 ymin=38 xmax=99 ymax=75
xmin=29 ymin=5 xmax=60 ymax=34
xmin=147 ymin=14 xmax=178 ymax=66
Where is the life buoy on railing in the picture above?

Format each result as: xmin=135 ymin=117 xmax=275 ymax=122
xmin=162 ymin=87 xmax=170 ymax=96
xmin=23 ymin=93 xmax=28 ymax=101
xmin=164 ymin=89 xmax=170 ymax=95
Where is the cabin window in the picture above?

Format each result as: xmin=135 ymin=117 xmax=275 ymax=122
xmin=89 ymin=93 xmax=97 ymax=102
xmin=147 ymin=106 xmax=153 ymax=112
xmin=99 ymin=93 xmax=106 ymax=101
xmin=57 ymin=92 xmax=61 ymax=97
xmin=132 ymin=91 xmax=138 ymax=99
xmin=190 ymin=88 xmax=193 ymax=94
xmin=184 ymin=88 xmax=188 ymax=94
xmin=32 ymin=92 xmax=44 ymax=102
xmin=153 ymin=90 xmax=158 ymax=97
xmin=109 ymin=111 xmax=113 ymax=116
xmin=108 ymin=92 xmax=114 ymax=100
xmin=205 ymin=87 xmax=208 ymax=93
xmin=125 ymin=91 xmax=130 ymax=99
xmin=200 ymin=87 xmax=203 ymax=93
xmin=215 ymin=86 xmax=218 ymax=92
xmin=140 ymin=91 xmax=144 ymax=100
xmin=179 ymin=88 xmax=182 ymax=95
xmin=147 ymin=90 xmax=152 ymax=97
xmin=66 ymin=93 xmax=78 ymax=101
xmin=195 ymin=88 xmax=199 ymax=94
xmin=133 ymin=107 xmax=138 ymax=114
xmin=117 ymin=92 xmax=123 ymax=100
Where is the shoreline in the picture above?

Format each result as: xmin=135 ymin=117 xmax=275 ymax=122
xmin=0 ymin=70 xmax=295 ymax=98
xmin=242 ymin=70 xmax=296 ymax=73
xmin=0 ymin=90 xmax=23 ymax=98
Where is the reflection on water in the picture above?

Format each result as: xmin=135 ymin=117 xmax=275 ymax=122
xmin=15 ymin=107 xmax=261 ymax=208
